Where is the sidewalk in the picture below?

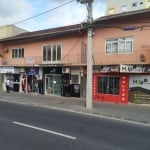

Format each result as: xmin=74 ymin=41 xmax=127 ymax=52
xmin=0 ymin=91 xmax=150 ymax=125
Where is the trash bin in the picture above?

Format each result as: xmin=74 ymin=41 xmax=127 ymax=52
xmin=70 ymin=84 xmax=80 ymax=97
xmin=14 ymin=83 xmax=19 ymax=92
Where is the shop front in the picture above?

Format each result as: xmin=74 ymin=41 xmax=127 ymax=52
xmin=93 ymin=65 xmax=129 ymax=103
xmin=23 ymin=67 xmax=40 ymax=93
xmin=45 ymin=74 xmax=62 ymax=96
xmin=93 ymin=73 xmax=129 ymax=103
xmin=0 ymin=67 xmax=21 ymax=92
xmin=43 ymin=66 xmax=82 ymax=97
xmin=129 ymin=75 xmax=150 ymax=104
xmin=43 ymin=67 xmax=62 ymax=96
xmin=93 ymin=65 xmax=150 ymax=104
xmin=120 ymin=65 xmax=150 ymax=104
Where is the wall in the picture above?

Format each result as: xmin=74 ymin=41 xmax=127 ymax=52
xmin=93 ymin=22 xmax=150 ymax=65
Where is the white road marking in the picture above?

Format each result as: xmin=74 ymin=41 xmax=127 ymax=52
xmin=13 ymin=121 xmax=76 ymax=140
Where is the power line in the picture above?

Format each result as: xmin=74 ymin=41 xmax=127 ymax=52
xmin=13 ymin=0 xmax=75 ymax=25
xmin=0 ymin=0 xmax=75 ymax=30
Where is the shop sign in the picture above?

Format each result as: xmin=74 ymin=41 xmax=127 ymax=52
xmin=129 ymin=75 xmax=150 ymax=90
xmin=94 ymin=65 xmax=119 ymax=72
xmin=120 ymin=65 xmax=146 ymax=73
xmin=0 ymin=67 xmax=14 ymax=73
xmin=26 ymin=57 xmax=35 ymax=64
xmin=25 ymin=67 xmax=39 ymax=75
xmin=145 ymin=66 xmax=150 ymax=73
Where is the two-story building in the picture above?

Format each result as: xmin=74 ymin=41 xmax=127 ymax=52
xmin=0 ymin=9 xmax=150 ymax=104
xmin=0 ymin=24 xmax=87 ymax=97
xmin=93 ymin=9 xmax=150 ymax=104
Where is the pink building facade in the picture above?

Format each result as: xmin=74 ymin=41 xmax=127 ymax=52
xmin=0 ymin=9 xmax=150 ymax=104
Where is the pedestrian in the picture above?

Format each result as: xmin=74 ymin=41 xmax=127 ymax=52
xmin=21 ymin=76 xmax=25 ymax=92
xmin=5 ymin=79 xmax=10 ymax=93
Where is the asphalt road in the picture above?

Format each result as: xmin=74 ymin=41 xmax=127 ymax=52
xmin=0 ymin=101 xmax=150 ymax=150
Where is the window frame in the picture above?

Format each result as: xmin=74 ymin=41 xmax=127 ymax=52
xmin=97 ymin=76 xmax=120 ymax=95
xmin=12 ymin=48 xmax=24 ymax=58
xmin=42 ymin=43 xmax=62 ymax=63
xmin=121 ymin=5 xmax=128 ymax=12
xmin=105 ymin=37 xmax=133 ymax=54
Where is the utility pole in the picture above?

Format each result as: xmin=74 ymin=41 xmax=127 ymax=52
xmin=77 ymin=0 xmax=93 ymax=109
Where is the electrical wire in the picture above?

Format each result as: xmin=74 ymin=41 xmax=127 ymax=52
xmin=13 ymin=0 xmax=75 ymax=25
xmin=0 ymin=0 xmax=75 ymax=30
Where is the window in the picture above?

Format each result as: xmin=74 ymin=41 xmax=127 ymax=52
xmin=147 ymin=0 xmax=150 ymax=7
xmin=121 ymin=5 xmax=127 ymax=12
xmin=132 ymin=2 xmax=137 ymax=7
xmin=108 ymin=8 xmax=115 ymax=15
xmin=97 ymin=76 xmax=119 ymax=95
xmin=12 ymin=48 xmax=24 ymax=58
xmin=71 ymin=74 xmax=79 ymax=84
xmin=43 ymin=44 xmax=61 ymax=62
xmin=105 ymin=37 xmax=133 ymax=54
xmin=140 ymin=2 xmax=143 ymax=5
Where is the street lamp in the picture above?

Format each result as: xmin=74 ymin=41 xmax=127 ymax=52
xmin=77 ymin=0 xmax=93 ymax=109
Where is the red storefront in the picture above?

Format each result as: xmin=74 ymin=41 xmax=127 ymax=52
xmin=93 ymin=66 xmax=129 ymax=104
xmin=93 ymin=65 xmax=150 ymax=104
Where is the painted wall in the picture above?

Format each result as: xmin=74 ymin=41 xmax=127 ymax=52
xmin=92 ymin=21 xmax=150 ymax=65
xmin=0 ymin=34 xmax=86 ymax=66
xmin=106 ymin=0 xmax=146 ymax=15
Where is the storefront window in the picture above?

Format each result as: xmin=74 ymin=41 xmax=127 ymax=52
xmin=98 ymin=76 xmax=119 ymax=95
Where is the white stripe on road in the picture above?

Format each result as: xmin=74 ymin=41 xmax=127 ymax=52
xmin=13 ymin=121 xmax=76 ymax=140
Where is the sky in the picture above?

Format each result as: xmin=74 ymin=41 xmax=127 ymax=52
xmin=0 ymin=0 xmax=107 ymax=31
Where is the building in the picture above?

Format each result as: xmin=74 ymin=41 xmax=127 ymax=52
xmin=0 ymin=25 xmax=27 ymax=39
xmin=0 ymin=9 xmax=150 ymax=104
xmin=0 ymin=24 xmax=87 ymax=97
xmin=106 ymin=0 xmax=150 ymax=15
xmin=93 ymin=9 xmax=150 ymax=104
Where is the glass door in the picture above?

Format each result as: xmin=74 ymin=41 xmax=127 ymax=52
xmin=53 ymin=75 xmax=62 ymax=96
xmin=45 ymin=74 xmax=62 ymax=96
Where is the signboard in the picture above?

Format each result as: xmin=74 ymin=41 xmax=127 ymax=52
xmin=25 ymin=67 xmax=39 ymax=75
xmin=94 ymin=65 xmax=119 ymax=72
xmin=0 ymin=67 xmax=21 ymax=74
xmin=26 ymin=57 xmax=35 ymax=64
xmin=129 ymin=75 xmax=150 ymax=90
xmin=120 ymin=65 xmax=147 ymax=73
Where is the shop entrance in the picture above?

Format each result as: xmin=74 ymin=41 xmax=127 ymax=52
xmin=45 ymin=74 xmax=62 ymax=96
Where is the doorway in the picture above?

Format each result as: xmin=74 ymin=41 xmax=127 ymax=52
xmin=45 ymin=74 xmax=62 ymax=96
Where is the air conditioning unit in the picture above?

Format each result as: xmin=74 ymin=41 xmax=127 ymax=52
xmin=3 ymin=48 xmax=9 ymax=53
xmin=62 ymin=67 xmax=70 ymax=73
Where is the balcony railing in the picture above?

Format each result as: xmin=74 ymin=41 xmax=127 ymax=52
xmin=0 ymin=49 xmax=149 ymax=66
xmin=93 ymin=49 xmax=150 ymax=65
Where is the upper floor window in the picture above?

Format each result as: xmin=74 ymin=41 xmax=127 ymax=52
xmin=140 ymin=2 xmax=143 ymax=5
xmin=121 ymin=5 xmax=127 ymax=12
xmin=105 ymin=37 xmax=133 ymax=54
xmin=147 ymin=0 xmax=150 ymax=7
xmin=132 ymin=2 xmax=137 ymax=7
xmin=43 ymin=44 xmax=61 ymax=62
xmin=108 ymin=8 xmax=115 ymax=15
xmin=12 ymin=48 xmax=24 ymax=58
